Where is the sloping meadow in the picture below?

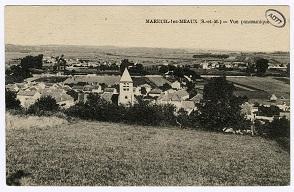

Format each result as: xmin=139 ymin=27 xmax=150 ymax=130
xmin=6 ymin=113 xmax=290 ymax=186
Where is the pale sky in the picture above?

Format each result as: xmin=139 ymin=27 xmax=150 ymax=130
xmin=5 ymin=6 xmax=290 ymax=52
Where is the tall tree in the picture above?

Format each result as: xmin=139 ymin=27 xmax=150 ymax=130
xmin=197 ymin=77 xmax=247 ymax=131
xmin=255 ymin=58 xmax=269 ymax=76
xmin=120 ymin=59 xmax=133 ymax=74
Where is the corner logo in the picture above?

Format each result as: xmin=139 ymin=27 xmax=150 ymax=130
xmin=265 ymin=9 xmax=286 ymax=28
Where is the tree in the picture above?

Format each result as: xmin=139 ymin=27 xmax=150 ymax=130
xmin=20 ymin=54 xmax=43 ymax=69
xmin=258 ymin=105 xmax=281 ymax=117
xmin=197 ymin=77 xmax=247 ymax=131
xmin=176 ymin=108 xmax=191 ymax=128
xmin=246 ymin=63 xmax=255 ymax=74
xmin=173 ymin=67 xmax=184 ymax=78
xmin=159 ymin=65 xmax=169 ymax=74
xmin=5 ymin=89 xmax=21 ymax=109
xmin=267 ymin=117 xmax=290 ymax=138
xmin=141 ymin=87 xmax=147 ymax=95
xmin=28 ymin=96 xmax=59 ymax=114
xmin=255 ymin=58 xmax=269 ymax=76
xmin=99 ymin=83 xmax=107 ymax=91
xmin=120 ymin=59 xmax=133 ymax=74
xmin=186 ymin=82 xmax=197 ymax=99
xmin=160 ymin=83 xmax=172 ymax=91
xmin=286 ymin=63 xmax=290 ymax=77
xmin=66 ymin=90 xmax=78 ymax=101
xmin=6 ymin=65 xmax=32 ymax=83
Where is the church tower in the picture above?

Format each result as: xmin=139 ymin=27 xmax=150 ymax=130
xmin=118 ymin=68 xmax=134 ymax=106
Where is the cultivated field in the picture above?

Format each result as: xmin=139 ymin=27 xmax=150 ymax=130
xmin=227 ymin=76 xmax=290 ymax=96
xmin=6 ymin=113 xmax=290 ymax=186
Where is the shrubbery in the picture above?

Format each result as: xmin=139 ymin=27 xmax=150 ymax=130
xmin=5 ymin=89 xmax=21 ymax=110
xmin=65 ymin=94 xmax=177 ymax=126
xmin=27 ymin=96 xmax=59 ymax=115
xmin=262 ymin=117 xmax=290 ymax=138
xmin=255 ymin=117 xmax=290 ymax=152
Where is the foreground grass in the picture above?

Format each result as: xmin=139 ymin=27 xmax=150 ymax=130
xmin=6 ymin=114 xmax=290 ymax=186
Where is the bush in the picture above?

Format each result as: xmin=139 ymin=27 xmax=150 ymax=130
xmin=258 ymin=105 xmax=281 ymax=117
xmin=65 ymin=93 xmax=177 ymax=126
xmin=267 ymin=117 xmax=290 ymax=138
xmin=27 ymin=96 xmax=59 ymax=115
xmin=254 ymin=117 xmax=290 ymax=152
xmin=5 ymin=89 xmax=21 ymax=110
xmin=65 ymin=94 xmax=125 ymax=122
xmin=125 ymin=103 xmax=176 ymax=126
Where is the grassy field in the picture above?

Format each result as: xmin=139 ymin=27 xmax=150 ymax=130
xmin=6 ymin=113 xmax=290 ymax=186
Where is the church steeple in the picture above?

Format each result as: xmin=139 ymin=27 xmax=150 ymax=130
xmin=118 ymin=68 xmax=134 ymax=106
xmin=120 ymin=67 xmax=133 ymax=82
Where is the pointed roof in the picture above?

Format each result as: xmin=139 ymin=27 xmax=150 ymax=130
xmin=270 ymin=94 xmax=277 ymax=101
xmin=120 ymin=68 xmax=133 ymax=82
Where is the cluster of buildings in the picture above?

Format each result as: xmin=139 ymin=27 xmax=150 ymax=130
xmin=6 ymin=68 xmax=204 ymax=114
xmin=6 ymin=81 xmax=75 ymax=109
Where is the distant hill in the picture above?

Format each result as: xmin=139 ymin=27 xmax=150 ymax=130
xmin=5 ymin=44 xmax=290 ymax=66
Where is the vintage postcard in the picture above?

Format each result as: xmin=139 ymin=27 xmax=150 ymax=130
xmin=2 ymin=3 xmax=292 ymax=190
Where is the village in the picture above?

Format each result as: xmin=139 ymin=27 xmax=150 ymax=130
xmin=5 ymin=52 xmax=290 ymax=128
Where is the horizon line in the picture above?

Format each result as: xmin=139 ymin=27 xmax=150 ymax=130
xmin=5 ymin=43 xmax=290 ymax=54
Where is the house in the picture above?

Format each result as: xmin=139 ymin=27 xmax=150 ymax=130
xmin=171 ymin=81 xmax=181 ymax=90
xmin=276 ymin=102 xmax=290 ymax=112
xmin=17 ymin=90 xmax=41 ymax=108
xmin=83 ymin=85 xmax=102 ymax=93
xmin=72 ymin=85 xmax=84 ymax=92
xmin=104 ymin=87 xmax=118 ymax=94
xmin=165 ymin=89 xmax=176 ymax=94
xmin=5 ymin=84 xmax=19 ymax=92
xmin=270 ymin=94 xmax=277 ymax=102
xmin=181 ymin=100 xmax=196 ymax=114
xmin=148 ymin=88 xmax=162 ymax=98
xmin=35 ymin=82 xmax=46 ymax=91
xmin=63 ymin=75 xmax=120 ymax=86
xmin=201 ymin=61 xmax=209 ymax=69
xmin=49 ymin=83 xmax=63 ymax=90
xmin=190 ymin=93 xmax=203 ymax=104
xmin=15 ymin=83 xmax=28 ymax=90
xmin=100 ymin=92 xmax=118 ymax=104
xmin=118 ymin=68 xmax=134 ymax=106
xmin=92 ymin=85 xmax=102 ymax=93
xmin=56 ymin=94 xmax=75 ymax=108
xmin=156 ymin=89 xmax=189 ymax=109
xmin=133 ymin=87 xmax=142 ymax=96
xmin=41 ymin=89 xmax=74 ymax=108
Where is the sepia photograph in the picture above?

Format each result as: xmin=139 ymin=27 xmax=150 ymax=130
xmin=2 ymin=3 xmax=292 ymax=188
